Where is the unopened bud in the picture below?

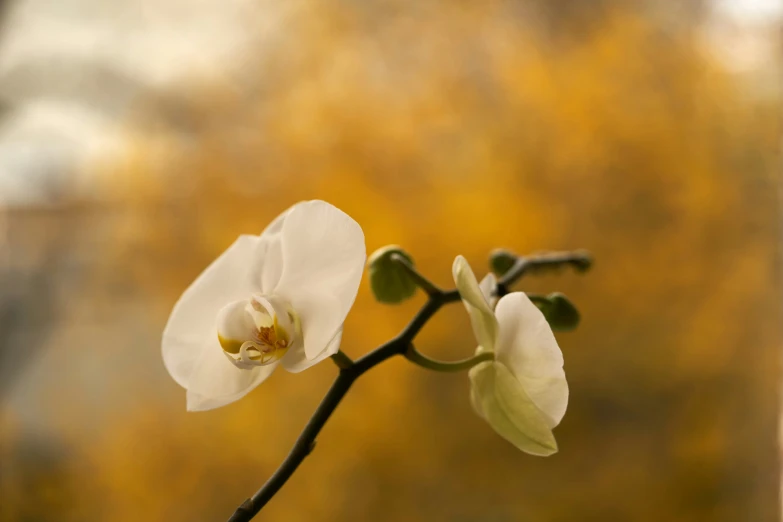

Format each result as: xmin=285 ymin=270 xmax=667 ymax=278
xmin=536 ymin=292 xmax=580 ymax=332
xmin=489 ymin=248 xmax=517 ymax=277
xmin=570 ymin=250 xmax=593 ymax=273
xmin=367 ymin=245 xmax=417 ymax=304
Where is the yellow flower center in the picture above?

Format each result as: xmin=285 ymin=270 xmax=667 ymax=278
xmin=218 ymin=295 xmax=298 ymax=369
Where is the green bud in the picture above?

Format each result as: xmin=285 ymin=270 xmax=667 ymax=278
xmin=367 ymin=245 xmax=418 ymax=304
xmin=570 ymin=250 xmax=593 ymax=273
xmin=489 ymin=248 xmax=517 ymax=277
xmin=535 ymin=292 xmax=580 ymax=332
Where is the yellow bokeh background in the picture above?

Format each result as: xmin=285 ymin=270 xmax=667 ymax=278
xmin=1 ymin=2 xmax=780 ymax=521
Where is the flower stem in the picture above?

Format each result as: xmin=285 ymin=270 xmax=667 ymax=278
xmin=390 ymin=253 xmax=442 ymax=296
xmin=404 ymin=344 xmax=494 ymax=372
xmin=495 ymin=250 xmax=592 ymax=297
xmin=228 ymin=369 xmax=359 ymax=522
xmin=330 ymin=350 xmax=354 ymax=369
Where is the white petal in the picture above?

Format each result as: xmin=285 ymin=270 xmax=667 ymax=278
xmin=260 ymin=235 xmax=283 ymax=293
xmin=479 ymin=272 xmax=498 ymax=309
xmin=281 ymin=328 xmax=343 ymax=373
xmin=469 ymin=378 xmax=486 ymax=418
xmin=290 ymin=292 xmax=344 ymax=360
xmin=469 ymin=361 xmax=558 ymax=456
xmin=162 ymin=235 xmax=265 ymax=388
xmin=187 ymin=390 xmax=239 ymax=411
xmin=261 ymin=202 xmax=303 ymax=237
xmin=494 ymin=293 xmax=568 ymax=428
xmin=185 ymin=334 xmax=278 ymax=408
xmin=185 ymin=364 xmax=274 ymax=411
xmin=452 ymin=256 xmax=499 ymax=352
xmin=257 ymin=203 xmax=304 ymax=292
xmin=216 ymin=300 xmax=254 ymax=343
xmin=273 ymin=201 xmax=365 ymax=359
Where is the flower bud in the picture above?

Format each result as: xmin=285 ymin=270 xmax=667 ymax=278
xmin=367 ymin=245 xmax=417 ymax=304
xmin=536 ymin=292 xmax=580 ymax=332
xmin=489 ymin=248 xmax=517 ymax=277
xmin=570 ymin=250 xmax=593 ymax=273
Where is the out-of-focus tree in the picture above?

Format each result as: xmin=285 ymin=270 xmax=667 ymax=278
xmin=1 ymin=0 xmax=779 ymax=521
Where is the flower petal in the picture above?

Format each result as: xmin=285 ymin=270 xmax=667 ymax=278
xmin=185 ymin=364 xmax=275 ymax=411
xmin=452 ymin=256 xmax=499 ymax=352
xmin=469 ymin=361 xmax=558 ymax=456
xmin=162 ymin=235 xmax=265 ymax=388
xmin=479 ymin=272 xmax=498 ymax=309
xmin=185 ymin=335 xmax=278 ymax=410
xmin=187 ymin=390 xmax=240 ymax=412
xmin=494 ymin=292 xmax=568 ymax=428
xmin=273 ymin=201 xmax=365 ymax=359
xmin=258 ymin=203 xmax=304 ymax=292
xmin=262 ymin=202 xmax=303 ymax=237
xmin=290 ymin=291 xmax=344 ymax=360
xmin=216 ymin=300 xmax=255 ymax=353
xmin=280 ymin=328 xmax=343 ymax=373
xmin=260 ymin=235 xmax=283 ymax=294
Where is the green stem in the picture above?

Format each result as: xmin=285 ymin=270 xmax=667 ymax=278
xmin=390 ymin=253 xmax=442 ymax=296
xmin=496 ymin=250 xmax=592 ymax=297
xmin=404 ymin=344 xmax=494 ymax=372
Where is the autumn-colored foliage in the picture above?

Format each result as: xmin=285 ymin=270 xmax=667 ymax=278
xmin=1 ymin=2 xmax=779 ymax=521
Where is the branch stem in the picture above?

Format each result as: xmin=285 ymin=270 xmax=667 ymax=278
xmin=330 ymin=350 xmax=354 ymax=370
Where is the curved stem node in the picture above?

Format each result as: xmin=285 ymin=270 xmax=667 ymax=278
xmin=404 ymin=344 xmax=494 ymax=372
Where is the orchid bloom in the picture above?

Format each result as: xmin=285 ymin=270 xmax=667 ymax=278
xmin=162 ymin=200 xmax=366 ymax=411
xmin=453 ymin=255 xmax=568 ymax=456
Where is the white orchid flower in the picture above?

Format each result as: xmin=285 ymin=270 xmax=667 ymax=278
xmin=452 ymin=255 xmax=568 ymax=456
xmin=162 ymin=200 xmax=366 ymax=411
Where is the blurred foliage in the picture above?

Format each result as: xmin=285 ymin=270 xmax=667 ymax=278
xmin=1 ymin=1 xmax=780 ymax=522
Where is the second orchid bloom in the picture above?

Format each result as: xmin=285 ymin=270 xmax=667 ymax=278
xmin=453 ymin=255 xmax=568 ymax=456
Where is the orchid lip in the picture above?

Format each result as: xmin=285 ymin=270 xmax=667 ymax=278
xmin=218 ymin=294 xmax=299 ymax=370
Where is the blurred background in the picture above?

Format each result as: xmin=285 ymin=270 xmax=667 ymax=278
xmin=0 ymin=0 xmax=781 ymax=521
